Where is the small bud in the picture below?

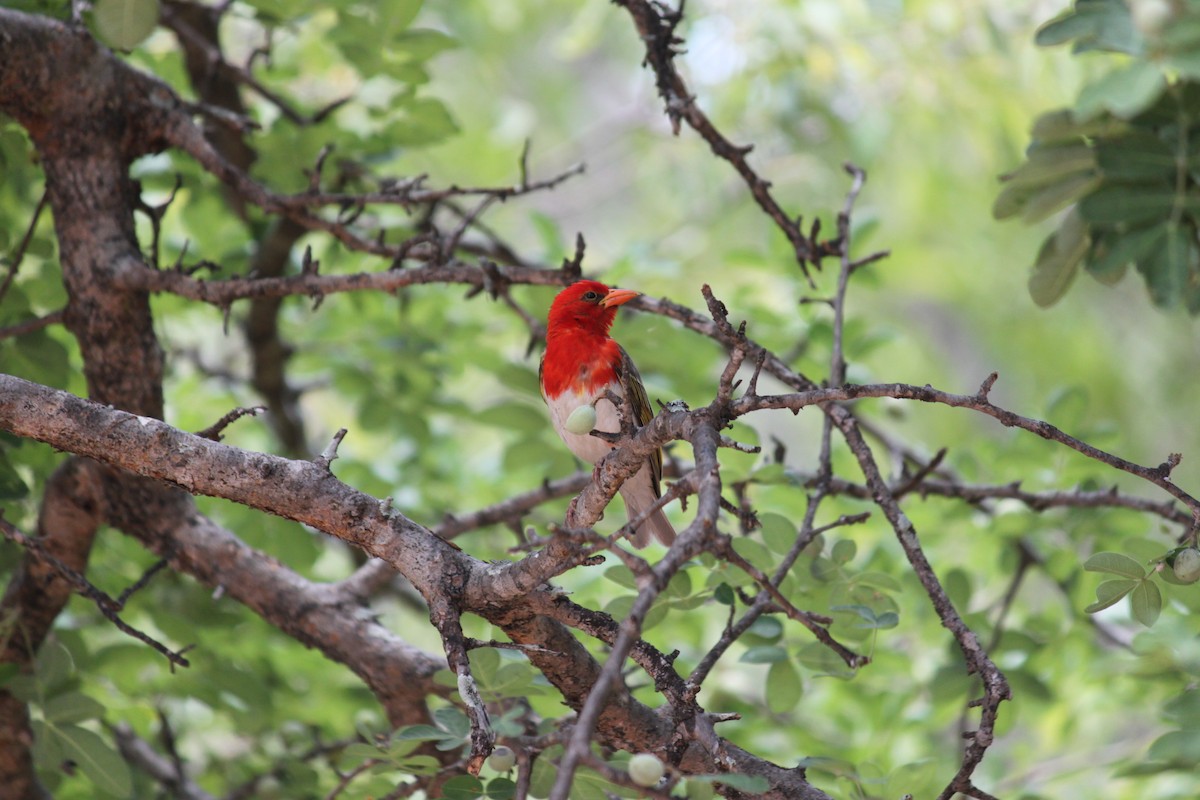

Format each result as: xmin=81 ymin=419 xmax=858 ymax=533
xmin=627 ymin=752 xmax=665 ymax=787
xmin=564 ymin=403 xmax=598 ymax=435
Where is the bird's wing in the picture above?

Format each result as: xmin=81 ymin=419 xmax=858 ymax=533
xmin=617 ymin=345 xmax=663 ymax=498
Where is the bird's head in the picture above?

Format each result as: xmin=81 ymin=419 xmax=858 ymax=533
xmin=547 ymin=280 xmax=640 ymax=338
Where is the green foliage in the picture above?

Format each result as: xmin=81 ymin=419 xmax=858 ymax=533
xmin=1000 ymin=0 xmax=1200 ymax=312
xmin=5 ymin=1 xmax=1200 ymax=799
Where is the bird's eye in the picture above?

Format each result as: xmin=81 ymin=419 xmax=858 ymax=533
xmin=581 ymin=291 xmax=600 ymax=302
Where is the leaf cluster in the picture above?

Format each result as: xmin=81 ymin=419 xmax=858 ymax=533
xmin=997 ymin=0 xmax=1200 ymax=312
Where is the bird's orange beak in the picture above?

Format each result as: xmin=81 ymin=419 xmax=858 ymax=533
xmin=600 ymin=288 xmax=639 ymax=308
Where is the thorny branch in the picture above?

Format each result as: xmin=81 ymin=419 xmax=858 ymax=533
xmin=0 ymin=517 xmax=193 ymax=668
xmin=0 ymin=3 xmax=1196 ymax=799
xmin=613 ymin=0 xmax=841 ymax=279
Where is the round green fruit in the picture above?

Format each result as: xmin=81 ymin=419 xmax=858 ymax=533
xmin=488 ymin=745 xmax=516 ymax=772
xmin=628 ymin=753 xmax=665 ymax=787
xmin=1173 ymin=548 xmax=1200 ymax=584
xmin=564 ymin=403 xmax=598 ymax=435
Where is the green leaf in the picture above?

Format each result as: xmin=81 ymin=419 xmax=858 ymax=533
xmin=529 ymin=750 xmax=557 ymax=797
xmin=832 ymin=604 xmax=896 ymax=629
xmin=1028 ymin=210 xmax=1089 ymax=307
xmin=36 ymin=641 xmax=75 ymax=692
xmin=1036 ymin=7 xmax=1107 ymax=47
xmin=748 ymin=463 xmax=790 ymax=485
xmin=1018 ymin=172 xmax=1100 ymax=224
xmin=1078 ymin=183 xmax=1181 ymax=225
xmin=397 ymin=754 xmax=442 ymax=775
xmin=42 ymin=692 xmax=104 ymax=725
xmin=1086 ymin=225 xmax=1164 ymax=282
xmin=386 ymin=734 xmax=424 ymax=762
xmin=486 ymin=777 xmax=517 ymax=799
xmin=684 ymin=776 xmax=717 ymax=800
xmin=1076 ymin=62 xmax=1166 ymax=120
xmin=665 ymin=569 xmax=693 ymax=599
xmin=1084 ymin=551 xmax=1147 ymax=578
xmin=1138 ymin=224 xmax=1194 ymax=308
xmin=391 ymin=98 xmax=459 ymax=148
xmin=442 ymin=774 xmax=485 ymax=798
xmin=795 ymin=642 xmax=857 ymax=679
xmin=1030 ymin=107 xmax=1128 ymax=143
xmin=395 ymin=723 xmax=454 ymax=742
xmin=1096 ymin=131 xmax=1176 ymax=180
xmin=1085 ymin=579 xmax=1138 ymax=613
xmin=853 ymin=572 xmax=902 ymax=593
xmin=1130 ymin=579 xmax=1162 ymax=627
xmin=30 ymin=720 xmax=63 ymax=770
xmin=716 ymin=773 xmax=772 ymax=793
xmin=830 ymin=539 xmax=856 ymax=565
xmin=1001 ymin=144 xmax=1095 ymax=188
xmin=765 ymin=659 xmax=803 ymax=714
xmin=1036 ymin=0 xmax=1142 ymax=54
xmin=1147 ymin=729 xmax=1200 ymax=763
xmin=469 ymin=647 xmax=500 ymax=685
xmin=0 ymin=664 xmax=20 ymax=687
xmin=434 ymin=706 xmax=470 ymax=739
xmin=713 ymin=583 xmax=735 ymax=605
xmin=382 ymin=0 xmax=424 ymax=34
xmin=54 ymin=724 xmax=133 ymax=797
xmin=746 ymin=616 xmax=783 ymax=641
xmin=873 ymin=611 xmax=899 ymax=629
xmin=92 ymin=0 xmax=160 ymax=51
xmin=731 ymin=537 xmax=773 ymax=573
xmin=740 ymin=645 xmax=787 ymax=664
xmin=341 ymin=743 xmax=386 ymax=763
xmin=0 ymin=451 xmax=29 ymax=499
xmin=758 ymin=512 xmax=796 ymax=554
xmin=393 ymin=29 xmax=459 ymax=62
xmin=992 ymin=181 xmax=1038 ymax=221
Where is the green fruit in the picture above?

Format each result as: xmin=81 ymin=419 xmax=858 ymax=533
xmin=564 ymin=403 xmax=598 ymax=435
xmin=627 ymin=753 xmax=665 ymax=787
xmin=488 ymin=745 xmax=516 ymax=772
xmin=1173 ymin=548 xmax=1200 ymax=584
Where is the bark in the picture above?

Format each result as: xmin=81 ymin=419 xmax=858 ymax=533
xmin=0 ymin=460 xmax=104 ymax=800
xmin=0 ymin=375 xmax=833 ymax=797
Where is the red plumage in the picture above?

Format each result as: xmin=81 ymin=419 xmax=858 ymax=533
xmin=539 ymin=280 xmax=676 ymax=548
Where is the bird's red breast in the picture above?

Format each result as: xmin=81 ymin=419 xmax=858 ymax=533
xmin=540 ymin=280 xmax=638 ymax=400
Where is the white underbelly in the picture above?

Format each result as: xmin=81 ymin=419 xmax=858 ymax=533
xmin=545 ymin=388 xmax=621 ymax=465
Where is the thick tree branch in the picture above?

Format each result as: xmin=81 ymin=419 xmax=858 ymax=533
xmin=0 ymin=459 xmax=104 ymax=800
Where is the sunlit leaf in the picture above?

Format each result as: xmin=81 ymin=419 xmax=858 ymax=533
xmin=1084 ymin=552 xmax=1147 ymax=578
xmin=1130 ymin=579 xmax=1162 ymax=627
xmin=53 ymin=724 xmax=133 ymax=797
xmin=1085 ymin=579 xmax=1138 ymax=613
xmin=1076 ymin=62 xmax=1165 ymax=120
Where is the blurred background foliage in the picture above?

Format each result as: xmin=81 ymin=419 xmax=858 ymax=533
xmin=3 ymin=0 xmax=1200 ymax=798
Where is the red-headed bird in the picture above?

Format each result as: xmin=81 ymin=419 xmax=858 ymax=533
xmin=539 ymin=280 xmax=676 ymax=548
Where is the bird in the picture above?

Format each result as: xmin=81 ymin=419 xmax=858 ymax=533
xmin=539 ymin=279 xmax=676 ymax=548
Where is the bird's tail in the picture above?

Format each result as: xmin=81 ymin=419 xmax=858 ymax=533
xmin=621 ymin=489 xmax=677 ymax=549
